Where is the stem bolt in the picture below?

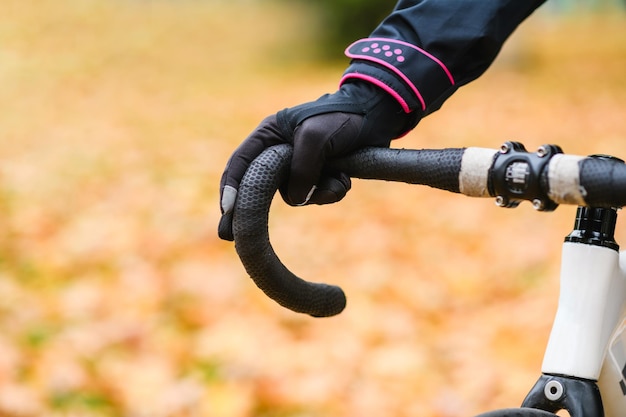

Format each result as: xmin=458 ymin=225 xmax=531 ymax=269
xmin=495 ymin=196 xmax=508 ymax=207
xmin=537 ymin=146 xmax=548 ymax=157
xmin=532 ymin=199 xmax=545 ymax=210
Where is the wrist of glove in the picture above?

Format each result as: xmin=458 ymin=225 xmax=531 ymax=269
xmin=218 ymin=80 xmax=420 ymax=241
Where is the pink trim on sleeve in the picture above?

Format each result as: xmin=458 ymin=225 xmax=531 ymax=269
xmin=340 ymin=73 xmax=415 ymax=113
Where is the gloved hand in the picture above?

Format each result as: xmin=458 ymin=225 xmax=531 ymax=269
xmin=218 ymin=80 xmax=419 ymax=241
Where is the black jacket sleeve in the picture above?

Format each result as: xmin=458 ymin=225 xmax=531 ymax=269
xmin=341 ymin=0 xmax=546 ymax=118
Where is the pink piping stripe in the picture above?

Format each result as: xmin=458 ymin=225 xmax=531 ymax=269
xmin=344 ymin=52 xmax=426 ymax=111
xmin=340 ymin=74 xmax=413 ymax=113
xmin=355 ymin=37 xmax=455 ymax=85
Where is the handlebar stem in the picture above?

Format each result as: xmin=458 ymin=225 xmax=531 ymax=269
xmin=489 ymin=141 xmax=563 ymax=211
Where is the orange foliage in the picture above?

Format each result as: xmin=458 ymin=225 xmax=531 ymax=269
xmin=0 ymin=1 xmax=625 ymax=416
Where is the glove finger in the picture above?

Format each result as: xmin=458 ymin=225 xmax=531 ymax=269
xmin=287 ymin=112 xmax=361 ymax=205
xmin=218 ymin=211 xmax=235 ymax=241
xmin=218 ymin=114 xmax=286 ymax=240
xmin=218 ymin=185 xmax=238 ymax=241
xmin=220 ymin=114 xmax=285 ymax=196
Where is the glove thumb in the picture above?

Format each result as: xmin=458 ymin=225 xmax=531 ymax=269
xmin=280 ymin=170 xmax=351 ymax=206
xmin=218 ymin=185 xmax=237 ymax=241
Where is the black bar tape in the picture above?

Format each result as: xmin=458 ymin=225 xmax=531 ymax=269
xmin=330 ymin=147 xmax=464 ymax=193
xmin=232 ymin=144 xmax=465 ymax=317
xmin=233 ymin=144 xmax=347 ymax=317
xmin=579 ymin=157 xmax=626 ymax=208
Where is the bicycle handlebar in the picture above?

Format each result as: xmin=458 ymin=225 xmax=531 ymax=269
xmin=232 ymin=142 xmax=626 ymax=317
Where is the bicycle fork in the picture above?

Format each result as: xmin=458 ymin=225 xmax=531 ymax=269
xmin=522 ymin=207 xmax=626 ymax=417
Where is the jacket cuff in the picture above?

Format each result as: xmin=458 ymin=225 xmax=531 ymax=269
xmin=341 ymin=38 xmax=455 ymax=114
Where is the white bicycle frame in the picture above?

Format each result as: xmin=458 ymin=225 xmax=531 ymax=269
xmin=523 ymin=210 xmax=626 ymax=417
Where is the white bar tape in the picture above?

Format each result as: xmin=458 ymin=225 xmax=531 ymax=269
xmin=458 ymin=147 xmax=498 ymax=197
xmin=547 ymin=154 xmax=586 ymax=205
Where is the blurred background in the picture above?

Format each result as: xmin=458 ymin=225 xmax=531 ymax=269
xmin=0 ymin=0 xmax=625 ymax=416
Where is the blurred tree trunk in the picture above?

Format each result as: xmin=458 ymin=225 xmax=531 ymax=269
xmin=292 ymin=0 xmax=396 ymax=60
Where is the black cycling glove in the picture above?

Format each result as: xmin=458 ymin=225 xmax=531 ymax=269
xmin=218 ymin=80 xmax=420 ymax=241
